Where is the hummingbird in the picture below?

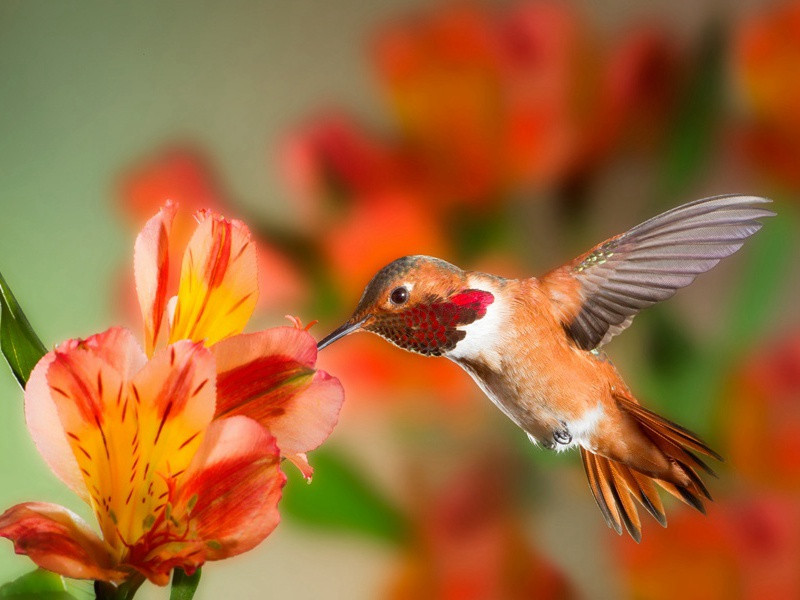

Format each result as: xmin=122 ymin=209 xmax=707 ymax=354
xmin=317 ymin=195 xmax=773 ymax=541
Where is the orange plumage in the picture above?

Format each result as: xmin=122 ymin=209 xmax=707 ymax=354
xmin=317 ymin=195 xmax=773 ymax=541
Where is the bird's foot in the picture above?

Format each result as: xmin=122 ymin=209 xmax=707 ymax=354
xmin=552 ymin=421 xmax=572 ymax=446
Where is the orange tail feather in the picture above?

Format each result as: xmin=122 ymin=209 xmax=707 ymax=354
xmin=581 ymin=395 xmax=721 ymax=541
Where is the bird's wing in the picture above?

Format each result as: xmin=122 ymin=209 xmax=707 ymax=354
xmin=539 ymin=195 xmax=774 ymax=351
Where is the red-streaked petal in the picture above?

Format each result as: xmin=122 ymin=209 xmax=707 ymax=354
xmin=25 ymin=328 xmax=147 ymax=505
xmin=0 ymin=502 xmax=125 ymax=582
xmin=134 ymin=202 xmax=177 ymax=357
xmin=213 ymin=328 xmax=344 ymax=463
xmin=171 ymin=416 xmax=285 ymax=560
xmin=46 ymin=331 xmax=216 ymax=554
xmin=24 ymin=352 xmax=87 ymax=502
xmin=169 ymin=211 xmax=258 ymax=347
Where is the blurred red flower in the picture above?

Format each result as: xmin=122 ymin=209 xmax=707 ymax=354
xmin=733 ymin=1 xmax=800 ymax=190
xmin=618 ymin=495 xmax=800 ymax=600
xmin=386 ymin=457 xmax=576 ymax=600
xmin=723 ymin=332 xmax=800 ymax=491
xmin=283 ymin=3 xmax=680 ymax=220
xmin=372 ymin=2 xmax=679 ymax=207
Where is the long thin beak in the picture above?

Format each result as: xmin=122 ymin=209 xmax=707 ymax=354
xmin=317 ymin=316 xmax=370 ymax=350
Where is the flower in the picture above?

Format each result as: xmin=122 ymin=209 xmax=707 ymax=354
xmin=119 ymin=147 xmax=306 ymax=313
xmin=1 ymin=328 xmax=284 ymax=585
xmin=134 ymin=202 xmax=344 ymax=477
xmin=371 ymin=2 xmax=679 ymax=206
xmin=0 ymin=203 xmax=345 ymax=585
xmin=733 ymin=1 xmax=800 ymax=191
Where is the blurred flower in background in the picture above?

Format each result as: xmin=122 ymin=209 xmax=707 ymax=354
xmin=387 ymin=454 xmax=575 ymax=600
xmin=733 ymin=0 xmax=800 ymax=192
xmin=724 ymin=332 xmax=800 ymax=490
xmin=617 ymin=495 xmax=800 ymax=600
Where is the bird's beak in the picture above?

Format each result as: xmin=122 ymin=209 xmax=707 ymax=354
xmin=317 ymin=315 xmax=370 ymax=350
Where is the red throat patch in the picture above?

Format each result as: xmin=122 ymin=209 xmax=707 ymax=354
xmin=370 ymin=290 xmax=494 ymax=356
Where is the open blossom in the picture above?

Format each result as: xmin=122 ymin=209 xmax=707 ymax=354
xmin=0 ymin=204 xmax=344 ymax=584
xmin=135 ymin=201 xmax=343 ymax=476
xmin=0 ymin=329 xmax=284 ymax=584
xmin=120 ymin=148 xmax=306 ymax=312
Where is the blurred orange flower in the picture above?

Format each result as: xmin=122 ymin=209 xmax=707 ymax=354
xmin=618 ymin=496 xmax=800 ymax=600
xmin=733 ymin=0 xmax=800 ymax=190
xmin=723 ymin=332 xmax=800 ymax=491
xmin=387 ymin=457 xmax=576 ymax=600
xmin=372 ymin=2 xmax=679 ymax=207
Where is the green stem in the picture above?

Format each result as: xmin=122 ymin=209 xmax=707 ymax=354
xmin=94 ymin=574 xmax=145 ymax=600
xmin=170 ymin=567 xmax=201 ymax=600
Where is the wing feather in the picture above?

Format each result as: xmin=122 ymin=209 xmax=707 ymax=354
xmin=540 ymin=195 xmax=774 ymax=350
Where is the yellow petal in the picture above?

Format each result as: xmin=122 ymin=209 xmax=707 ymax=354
xmin=46 ymin=329 xmax=216 ymax=559
xmin=169 ymin=211 xmax=258 ymax=347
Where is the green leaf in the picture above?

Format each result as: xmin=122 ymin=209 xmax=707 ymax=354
xmin=658 ymin=19 xmax=726 ymax=200
xmin=0 ymin=569 xmax=76 ymax=599
xmin=281 ymin=448 xmax=408 ymax=544
xmin=0 ymin=270 xmax=47 ymax=388
xmin=169 ymin=568 xmax=201 ymax=600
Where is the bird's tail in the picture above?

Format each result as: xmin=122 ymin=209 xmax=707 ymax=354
xmin=581 ymin=394 xmax=721 ymax=542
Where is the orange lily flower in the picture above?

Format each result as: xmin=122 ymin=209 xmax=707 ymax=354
xmin=119 ymin=148 xmax=307 ymax=313
xmin=1 ymin=203 xmax=344 ymax=586
xmin=1 ymin=327 xmax=284 ymax=585
xmin=134 ymin=202 xmax=344 ymax=477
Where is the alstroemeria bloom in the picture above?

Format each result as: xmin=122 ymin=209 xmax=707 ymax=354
xmin=134 ymin=202 xmax=344 ymax=477
xmin=0 ymin=327 xmax=284 ymax=584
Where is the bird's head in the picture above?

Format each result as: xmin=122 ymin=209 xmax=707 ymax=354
xmin=317 ymin=255 xmax=495 ymax=356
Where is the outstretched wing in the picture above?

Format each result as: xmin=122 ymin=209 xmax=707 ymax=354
xmin=540 ymin=195 xmax=774 ymax=351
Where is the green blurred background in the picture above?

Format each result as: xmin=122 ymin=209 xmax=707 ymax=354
xmin=2 ymin=1 xmax=799 ymax=598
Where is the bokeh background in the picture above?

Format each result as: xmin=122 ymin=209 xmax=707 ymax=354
xmin=2 ymin=1 xmax=800 ymax=598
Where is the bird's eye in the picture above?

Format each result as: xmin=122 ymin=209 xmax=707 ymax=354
xmin=390 ymin=286 xmax=409 ymax=305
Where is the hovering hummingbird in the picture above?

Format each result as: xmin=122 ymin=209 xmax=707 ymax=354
xmin=317 ymin=195 xmax=773 ymax=541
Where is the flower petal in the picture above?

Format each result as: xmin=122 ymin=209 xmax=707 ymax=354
xmin=172 ymin=416 xmax=285 ymax=560
xmin=134 ymin=201 xmax=177 ymax=357
xmin=213 ymin=328 xmax=344 ymax=469
xmin=46 ymin=330 xmax=216 ymax=555
xmin=24 ymin=352 xmax=87 ymax=502
xmin=0 ymin=502 xmax=125 ymax=582
xmin=169 ymin=211 xmax=258 ymax=347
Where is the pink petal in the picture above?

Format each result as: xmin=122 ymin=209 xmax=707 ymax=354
xmin=24 ymin=353 xmax=87 ymax=502
xmin=0 ymin=502 xmax=125 ymax=582
xmin=134 ymin=202 xmax=177 ymax=357
xmin=213 ymin=328 xmax=344 ymax=465
xmin=172 ymin=416 xmax=285 ymax=560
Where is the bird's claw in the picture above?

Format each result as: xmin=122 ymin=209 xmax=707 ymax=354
xmin=553 ymin=422 xmax=572 ymax=445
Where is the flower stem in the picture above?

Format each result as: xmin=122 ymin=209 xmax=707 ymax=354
xmin=94 ymin=574 xmax=145 ymax=600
